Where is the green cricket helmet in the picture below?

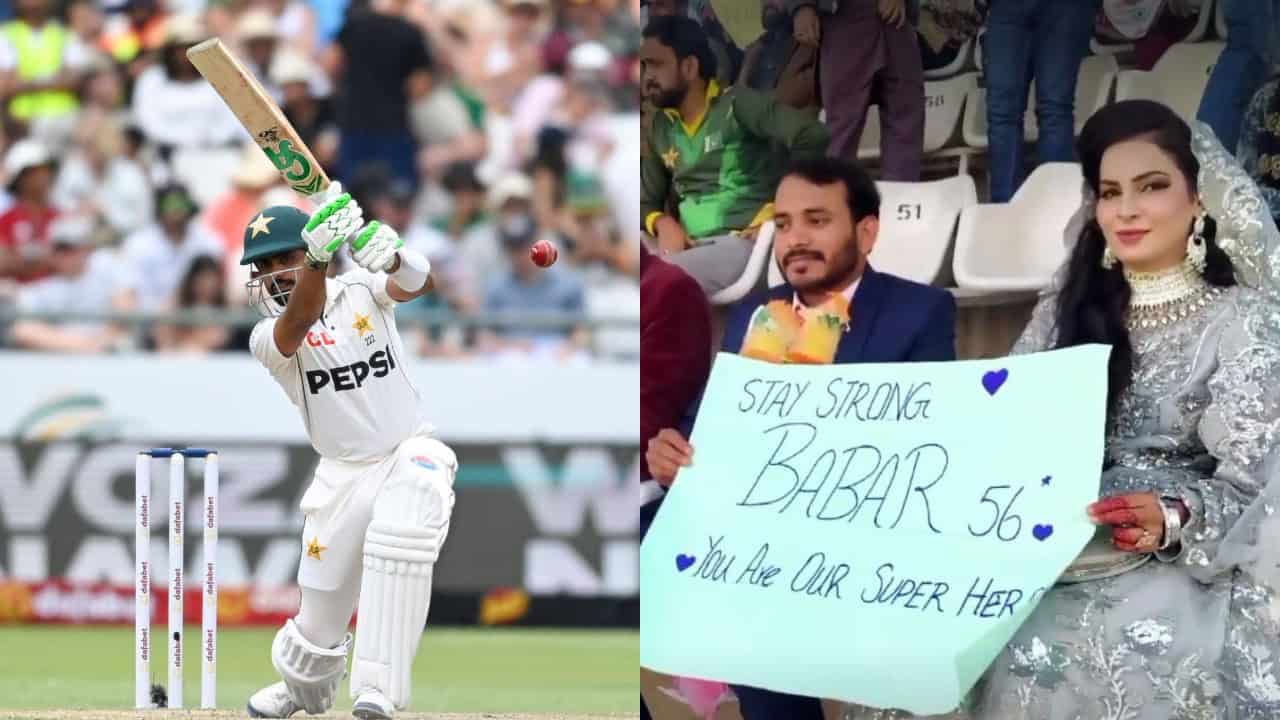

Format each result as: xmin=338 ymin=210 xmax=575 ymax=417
xmin=242 ymin=205 xmax=310 ymax=318
xmin=240 ymin=205 xmax=309 ymax=266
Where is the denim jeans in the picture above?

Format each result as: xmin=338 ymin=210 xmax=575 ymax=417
xmin=983 ymin=0 xmax=1096 ymax=202
xmin=1196 ymin=0 xmax=1272 ymax=152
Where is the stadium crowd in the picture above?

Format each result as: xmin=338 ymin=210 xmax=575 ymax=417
xmin=0 ymin=0 xmax=642 ymax=360
xmin=640 ymin=0 xmax=1280 ymax=296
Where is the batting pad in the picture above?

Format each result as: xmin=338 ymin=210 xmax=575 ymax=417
xmin=271 ymin=618 xmax=351 ymax=714
xmin=350 ymin=451 xmax=454 ymax=709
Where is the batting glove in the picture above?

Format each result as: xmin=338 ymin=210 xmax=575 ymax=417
xmin=349 ymin=221 xmax=404 ymax=273
xmin=301 ymin=181 xmax=364 ymax=266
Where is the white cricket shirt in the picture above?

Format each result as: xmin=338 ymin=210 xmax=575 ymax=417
xmin=250 ymin=268 xmax=431 ymax=462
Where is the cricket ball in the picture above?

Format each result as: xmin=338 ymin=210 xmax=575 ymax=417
xmin=530 ymin=239 xmax=558 ymax=268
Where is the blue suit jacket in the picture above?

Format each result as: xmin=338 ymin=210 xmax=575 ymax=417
xmin=720 ymin=267 xmax=957 ymax=364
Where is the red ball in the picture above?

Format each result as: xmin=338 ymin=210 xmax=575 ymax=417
xmin=530 ymin=239 xmax=558 ymax=268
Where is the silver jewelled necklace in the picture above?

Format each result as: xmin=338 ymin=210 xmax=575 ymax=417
xmin=1125 ymin=264 xmax=1222 ymax=330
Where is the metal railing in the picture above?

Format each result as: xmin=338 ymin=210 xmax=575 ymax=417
xmin=0 ymin=306 xmax=639 ymax=355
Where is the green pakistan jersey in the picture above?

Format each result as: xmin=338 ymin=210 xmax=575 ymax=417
xmin=642 ymin=80 xmax=830 ymax=242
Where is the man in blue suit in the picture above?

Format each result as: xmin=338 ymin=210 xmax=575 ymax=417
xmin=645 ymin=156 xmax=956 ymax=719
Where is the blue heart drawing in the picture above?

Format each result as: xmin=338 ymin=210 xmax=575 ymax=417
xmin=982 ymin=369 xmax=1009 ymax=396
xmin=675 ymin=554 xmax=696 ymax=572
xmin=1032 ymin=524 xmax=1054 ymax=541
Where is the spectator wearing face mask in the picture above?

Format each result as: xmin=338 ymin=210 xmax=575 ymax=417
xmin=477 ymin=210 xmax=589 ymax=361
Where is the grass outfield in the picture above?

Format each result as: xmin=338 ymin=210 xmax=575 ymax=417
xmin=0 ymin=626 xmax=637 ymax=717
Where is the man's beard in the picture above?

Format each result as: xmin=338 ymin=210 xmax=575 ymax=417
xmin=785 ymin=247 xmax=863 ymax=293
xmin=646 ymin=81 xmax=687 ymax=109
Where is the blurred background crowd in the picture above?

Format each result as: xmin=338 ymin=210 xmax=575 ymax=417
xmin=0 ymin=0 xmax=642 ymax=361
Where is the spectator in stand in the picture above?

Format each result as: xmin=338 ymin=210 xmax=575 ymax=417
xmin=646 ymin=158 xmax=956 ymax=719
xmin=915 ymin=0 xmax=983 ymax=77
xmin=562 ymin=169 xmax=635 ymax=282
xmin=482 ymin=0 xmax=549 ymax=114
xmin=982 ymin=0 xmax=1096 ymax=202
xmin=1197 ymin=0 xmax=1275 ymax=152
xmin=66 ymin=0 xmax=105 ymax=55
xmin=0 ymin=138 xmax=59 ymax=283
xmin=326 ymin=0 xmax=434 ymax=190
xmin=1238 ymin=69 xmax=1280 ymax=227
xmin=121 ymin=183 xmax=222 ymax=312
xmin=638 ymin=246 xmax=711 ymax=709
xmin=8 ymin=213 xmax=137 ymax=353
xmin=53 ymin=115 xmax=153 ymax=240
xmin=638 ymin=242 xmax=710 ymax=485
xmin=641 ymin=0 xmax=690 ymax=165
xmin=365 ymin=178 xmax=472 ymax=356
xmin=788 ymin=0 xmax=924 ymax=180
xmin=478 ymin=211 xmax=589 ymax=360
xmin=270 ymin=49 xmax=338 ymax=170
xmin=563 ymin=0 xmax=639 ymax=58
xmin=98 ymin=0 xmax=167 ymax=73
xmin=0 ymin=0 xmax=89 ymax=144
xmin=254 ymin=0 xmax=320 ymax=56
xmin=463 ymin=170 xmax=538 ymax=300
xmin=690 ymin=0 xmax=743 ymax=87
xmin=640 ymin=15 xmax=829 ymax=295
xmin=76 ymin=62 xmax=129 ymax=129
xmin=739 ymin=1 xmax=820 ymax=114
xmin=130 ymin=14 xmax=245 ymax=158
xmin=151 ymin=254 xmax=232 ymax=353
xmin=235 ymin=9 xmax=284 ymax=101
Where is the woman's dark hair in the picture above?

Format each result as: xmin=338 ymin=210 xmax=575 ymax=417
xmin=1054 ymin=99 xmax=1236 ymax=419
xmin=177 ymin=255 xmax=226 ymax=308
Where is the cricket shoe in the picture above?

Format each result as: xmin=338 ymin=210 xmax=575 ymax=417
xmin=247 ymin=681 xmax=301 ymax=718
xmin=352 ymin=688 xmax=395 ymax=719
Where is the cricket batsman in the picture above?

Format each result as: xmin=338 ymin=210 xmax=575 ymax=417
xmin=240 ymin=182 xmax=455 ymax=719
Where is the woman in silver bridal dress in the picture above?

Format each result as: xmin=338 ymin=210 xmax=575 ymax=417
xmin=846 ymin=100 xmax=1280 ymax=720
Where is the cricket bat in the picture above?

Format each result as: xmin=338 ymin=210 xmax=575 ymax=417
xmin=186 ymin=38 xmax=330 ymax=198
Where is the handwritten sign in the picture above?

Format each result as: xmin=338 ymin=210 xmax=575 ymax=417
xmin=640 ymin=345 xmax=1110 ymax=714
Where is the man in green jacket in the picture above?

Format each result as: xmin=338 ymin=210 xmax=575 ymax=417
xmin=641 ymin=15 xmax=830 ymax=296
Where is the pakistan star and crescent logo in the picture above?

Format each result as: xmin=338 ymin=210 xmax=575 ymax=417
xmin=661 ymin=147 xmax=679 ymax=169
xmin=352 ymin=313 xmax=373 ymax=337
xmin=306 ymin=537 xmax=327 ymax=560
xmin=248 ymin=213 xmax=275 ymax=238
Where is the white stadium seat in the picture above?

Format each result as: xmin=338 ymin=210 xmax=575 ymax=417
xmin=1181 ymin=0 xmax=1216 ymax=43
xmin=710 ymin=220 xmax=775 ymax=306
xmin=860 ymin=73 xmax=978 ymax=160
xmin=923 ymin=38 xmax=973 ymax=81
xmin=767 ymin=175 xmax=977 ymax=288
xmin=952 ymin=162 xmax=1083 ymax=291
xmin=868 ymin=174 xmax=977 ymax=285
xmin=1073 ymin=54 xmax=1119 ymax=134
xmin=1091 ymin=35 xmax=1134 ymax=56
xmin=1114 ymin=41 xmax=1223 ymax=123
